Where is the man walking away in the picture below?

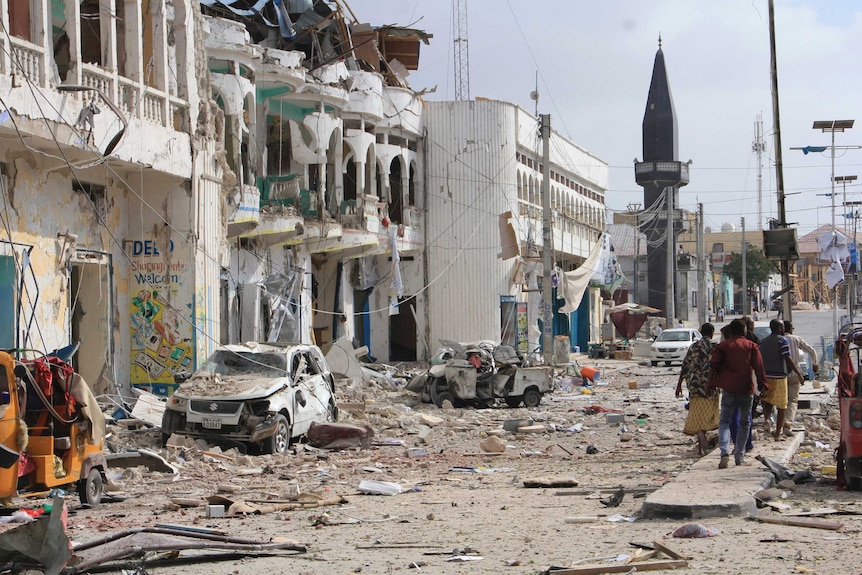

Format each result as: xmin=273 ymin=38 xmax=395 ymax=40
xmin=782 ymin=320 xmax=819 ymax=436
xmin=759 ymin=319 xmax=805 ymax=441
xmin=676 ymin=323 xmax=719 ymax=456
xmin=709 ymin=319 xmax=766 ymax=468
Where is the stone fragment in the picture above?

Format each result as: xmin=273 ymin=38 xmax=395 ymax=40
xmin=480 ymin=435 xmax=506 ymax=453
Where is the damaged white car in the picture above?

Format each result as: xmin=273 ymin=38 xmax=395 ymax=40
xmin=161 ymin=343 xmax=338 ymax=454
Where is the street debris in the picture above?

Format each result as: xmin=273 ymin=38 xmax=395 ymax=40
xmin=670 ymin=523 xmax=719 ymax=538
xmin=357 ymin=480 xmax=405 ymax=496
xmin=307 ymin=421 xmax=374 ymax=450
xmin=65 ymin=526 xmax=306 ymax=573
xmin=600 ymin=487 xmax=625 ymax=507
xmin=523 ymin=477 xmax=580 ymax=488
xmin=751 ymin=515 xmax=844 ymax=531
xmin=0 ymin=497 xmax=70 ymax=575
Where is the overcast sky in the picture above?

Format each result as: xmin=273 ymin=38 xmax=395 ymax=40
xmin=351 ymin=0 xmax=862 ymax=239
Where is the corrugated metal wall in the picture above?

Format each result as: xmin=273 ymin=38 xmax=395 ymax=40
xmin=424 ymin=100 xmax=520 ymax=347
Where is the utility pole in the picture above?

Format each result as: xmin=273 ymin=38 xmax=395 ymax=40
xmin=627 ymin=202 xmax=642 ymax=302
xmin=767 ymin=0 xmax=792 ymax=324
xmin=697 ymin=203 xmax=707 ymax=324
xmin=665 ymin=186 xmax=675 ymax=327
xmin=742 ymin=217 xmax=748 ymax=315
xmin=540 ymin=114 xmax=553 ymax=361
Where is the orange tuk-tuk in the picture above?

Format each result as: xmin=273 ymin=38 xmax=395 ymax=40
xmin=0 ymin=350 xmax=107 ymax=505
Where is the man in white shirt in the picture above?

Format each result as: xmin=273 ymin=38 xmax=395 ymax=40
xmin=782 ymin=320 xmax=819 ymax=436
xmin=652 ymin=323 xmax=663 ymax=340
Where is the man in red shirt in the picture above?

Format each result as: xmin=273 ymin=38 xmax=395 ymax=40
xmin=708 ymin=319 xmax=767 ymax=468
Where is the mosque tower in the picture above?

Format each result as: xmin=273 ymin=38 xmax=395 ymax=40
xmin=634 ymin=36 xmax=689 ymax=319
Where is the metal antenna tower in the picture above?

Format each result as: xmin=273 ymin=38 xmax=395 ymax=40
xmin=753 ymin=113 xmax=766 ymax=229
xmin=453 ymin=0 xmax=470 ymax=100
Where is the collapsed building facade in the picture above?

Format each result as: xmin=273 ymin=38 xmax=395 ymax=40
xmin=0 ymin=0 xmax=606 ymax=397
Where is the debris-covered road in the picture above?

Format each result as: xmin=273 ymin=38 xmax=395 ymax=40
xmin=4 ymin=356 xmax=860 ymax=574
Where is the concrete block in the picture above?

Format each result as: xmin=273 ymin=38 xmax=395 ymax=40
xmin=206 ymin=505 xmax=225 ymax=518
xmin=606 ymin=413 xmax=625 ymax=425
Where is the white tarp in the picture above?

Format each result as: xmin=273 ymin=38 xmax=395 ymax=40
xmin=557 ymin=236 xmax=604 ymax=314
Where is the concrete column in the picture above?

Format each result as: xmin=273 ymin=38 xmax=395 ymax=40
xmin=150 ymin=0 xmax=169 ymax=125
xmin=99 ymin=0 xmax=117 ymax=73
xmin=123 ymin=0 xmax=144 ymax=119
xmin=171 ymin=0 xmax=200 ymax=130
xmin=65 ymin=0 xmax=82 ymax=85
xmin=1 ymin=0 xmax=11 ymax=78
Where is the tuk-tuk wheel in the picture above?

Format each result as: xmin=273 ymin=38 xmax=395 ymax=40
xmin=434 ymin=391 xmax=454 ymax=408
xmin=523 ymin=389 xmax=541 ymax=408
xmin=78 ymin=468 xmax=104 ymax=507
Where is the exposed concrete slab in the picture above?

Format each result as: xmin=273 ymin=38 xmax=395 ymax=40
xmin=641 ymin=431 xmax=804 ymax=520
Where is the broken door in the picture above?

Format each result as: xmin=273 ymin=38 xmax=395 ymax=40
xmin=70 ymin=252 xmax=113 ymax=396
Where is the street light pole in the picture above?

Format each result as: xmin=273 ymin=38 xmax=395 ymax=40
xmin=813 ymin=120 xmax=854 ymax=338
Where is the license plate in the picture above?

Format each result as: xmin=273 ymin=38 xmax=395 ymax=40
xmin=202 ymin=418 xmax=222 ymax=430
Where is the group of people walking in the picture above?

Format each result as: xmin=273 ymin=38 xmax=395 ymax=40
xmin=675 ymin=316 xmax=818 ymax=468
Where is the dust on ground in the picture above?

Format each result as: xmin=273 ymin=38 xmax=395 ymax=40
xmin=49 ymin=359 xmax=862 ymax=573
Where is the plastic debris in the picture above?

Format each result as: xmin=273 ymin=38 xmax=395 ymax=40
xmin=671 ymin=523 xmax=719 ymax=538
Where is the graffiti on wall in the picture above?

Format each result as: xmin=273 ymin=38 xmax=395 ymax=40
xmin=128 ymin=239 xmax=193 ymax=396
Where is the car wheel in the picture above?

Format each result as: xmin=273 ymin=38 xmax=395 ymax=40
xmin=265 ymin=415 xmax=291 ymax=455
xmin=78 ymin=468 xmax=103 ymax=507
xmin=650 ymin=361 xmax=657 ymax=367
xmin=505 ymin=396 xmax=522 ymax=408
xmin=523 ymin=389 xmax=541 ymax=408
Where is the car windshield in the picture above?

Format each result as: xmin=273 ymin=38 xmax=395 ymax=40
xmin=656 ymin=331 xmax=691 ymax=342
xmin=200 ymin=350 xmax=287 ymax=378
xmin=753 ymin=327 xmax=771 ymax=340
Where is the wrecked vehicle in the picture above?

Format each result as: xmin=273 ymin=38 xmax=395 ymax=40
xmin=408 ymin=341 xmax=553 ymax=408
xmin=0 ymin=350 xmax=107 ymax=506
xmin=161 ymin=343 xmax=338 ymax=454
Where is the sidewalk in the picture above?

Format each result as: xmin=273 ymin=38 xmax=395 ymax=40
xmin=641 ymin=431 xmax=804 ymax=519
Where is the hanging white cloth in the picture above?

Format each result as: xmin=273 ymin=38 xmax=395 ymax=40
xmin=557 ymin=235 xmax=604 ymax=314
xmin=818 ymin=229 xmax=850 ymax=261
xmin=826 ymin=255 xmax=845 ymax=290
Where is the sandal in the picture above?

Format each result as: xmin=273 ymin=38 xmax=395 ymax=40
xmin=773 ymin=433 xmax=785 ymax=442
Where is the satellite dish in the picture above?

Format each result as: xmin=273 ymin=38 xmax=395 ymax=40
xmin=530 ymin=90 xmax=539 ymax=101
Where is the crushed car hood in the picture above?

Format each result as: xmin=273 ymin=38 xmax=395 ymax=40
xmin=175 ymin=371 xmax=285 ymax=400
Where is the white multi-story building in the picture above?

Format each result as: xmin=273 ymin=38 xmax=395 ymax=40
xmin=0 ymin=0 xmax=221 ymax=396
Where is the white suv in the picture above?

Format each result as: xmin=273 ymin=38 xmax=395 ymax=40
xmin=161 ymin=343 xmax=338 ymax=454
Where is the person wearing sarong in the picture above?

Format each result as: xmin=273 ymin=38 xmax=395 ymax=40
xmin=758 ymin=319 xmax=804 ymax=441
xmin=676 ymin=323 xmax=719 ymax=456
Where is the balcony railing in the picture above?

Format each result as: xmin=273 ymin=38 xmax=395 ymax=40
xmin=8 ymin=36 xmax=45 ymax=86
xmin=81 ymin=63 xmax=116 ymax=101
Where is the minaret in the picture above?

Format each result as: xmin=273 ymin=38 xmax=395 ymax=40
xmin=635 ymin=36 xmax=689 ymax=320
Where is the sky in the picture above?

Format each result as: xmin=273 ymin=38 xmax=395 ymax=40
xmin=349 ymin=0 xmax=862 ymax=239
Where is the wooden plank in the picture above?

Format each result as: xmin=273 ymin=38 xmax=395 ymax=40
xmin=651 ymin=540 xmax=692 ymax=561
xmin=546 ymin=560 xmax=688 ymax=574
xmin=753 ymin=516 xmax=844 ymax=531
xmin=780 ymin=508 xmax=841 ymax=517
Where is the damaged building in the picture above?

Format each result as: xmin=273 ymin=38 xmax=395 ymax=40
xmin=0 ymin=0 xmax=606 ymax=398
xmin=0 ymin=0 xmax=222 ymax=396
